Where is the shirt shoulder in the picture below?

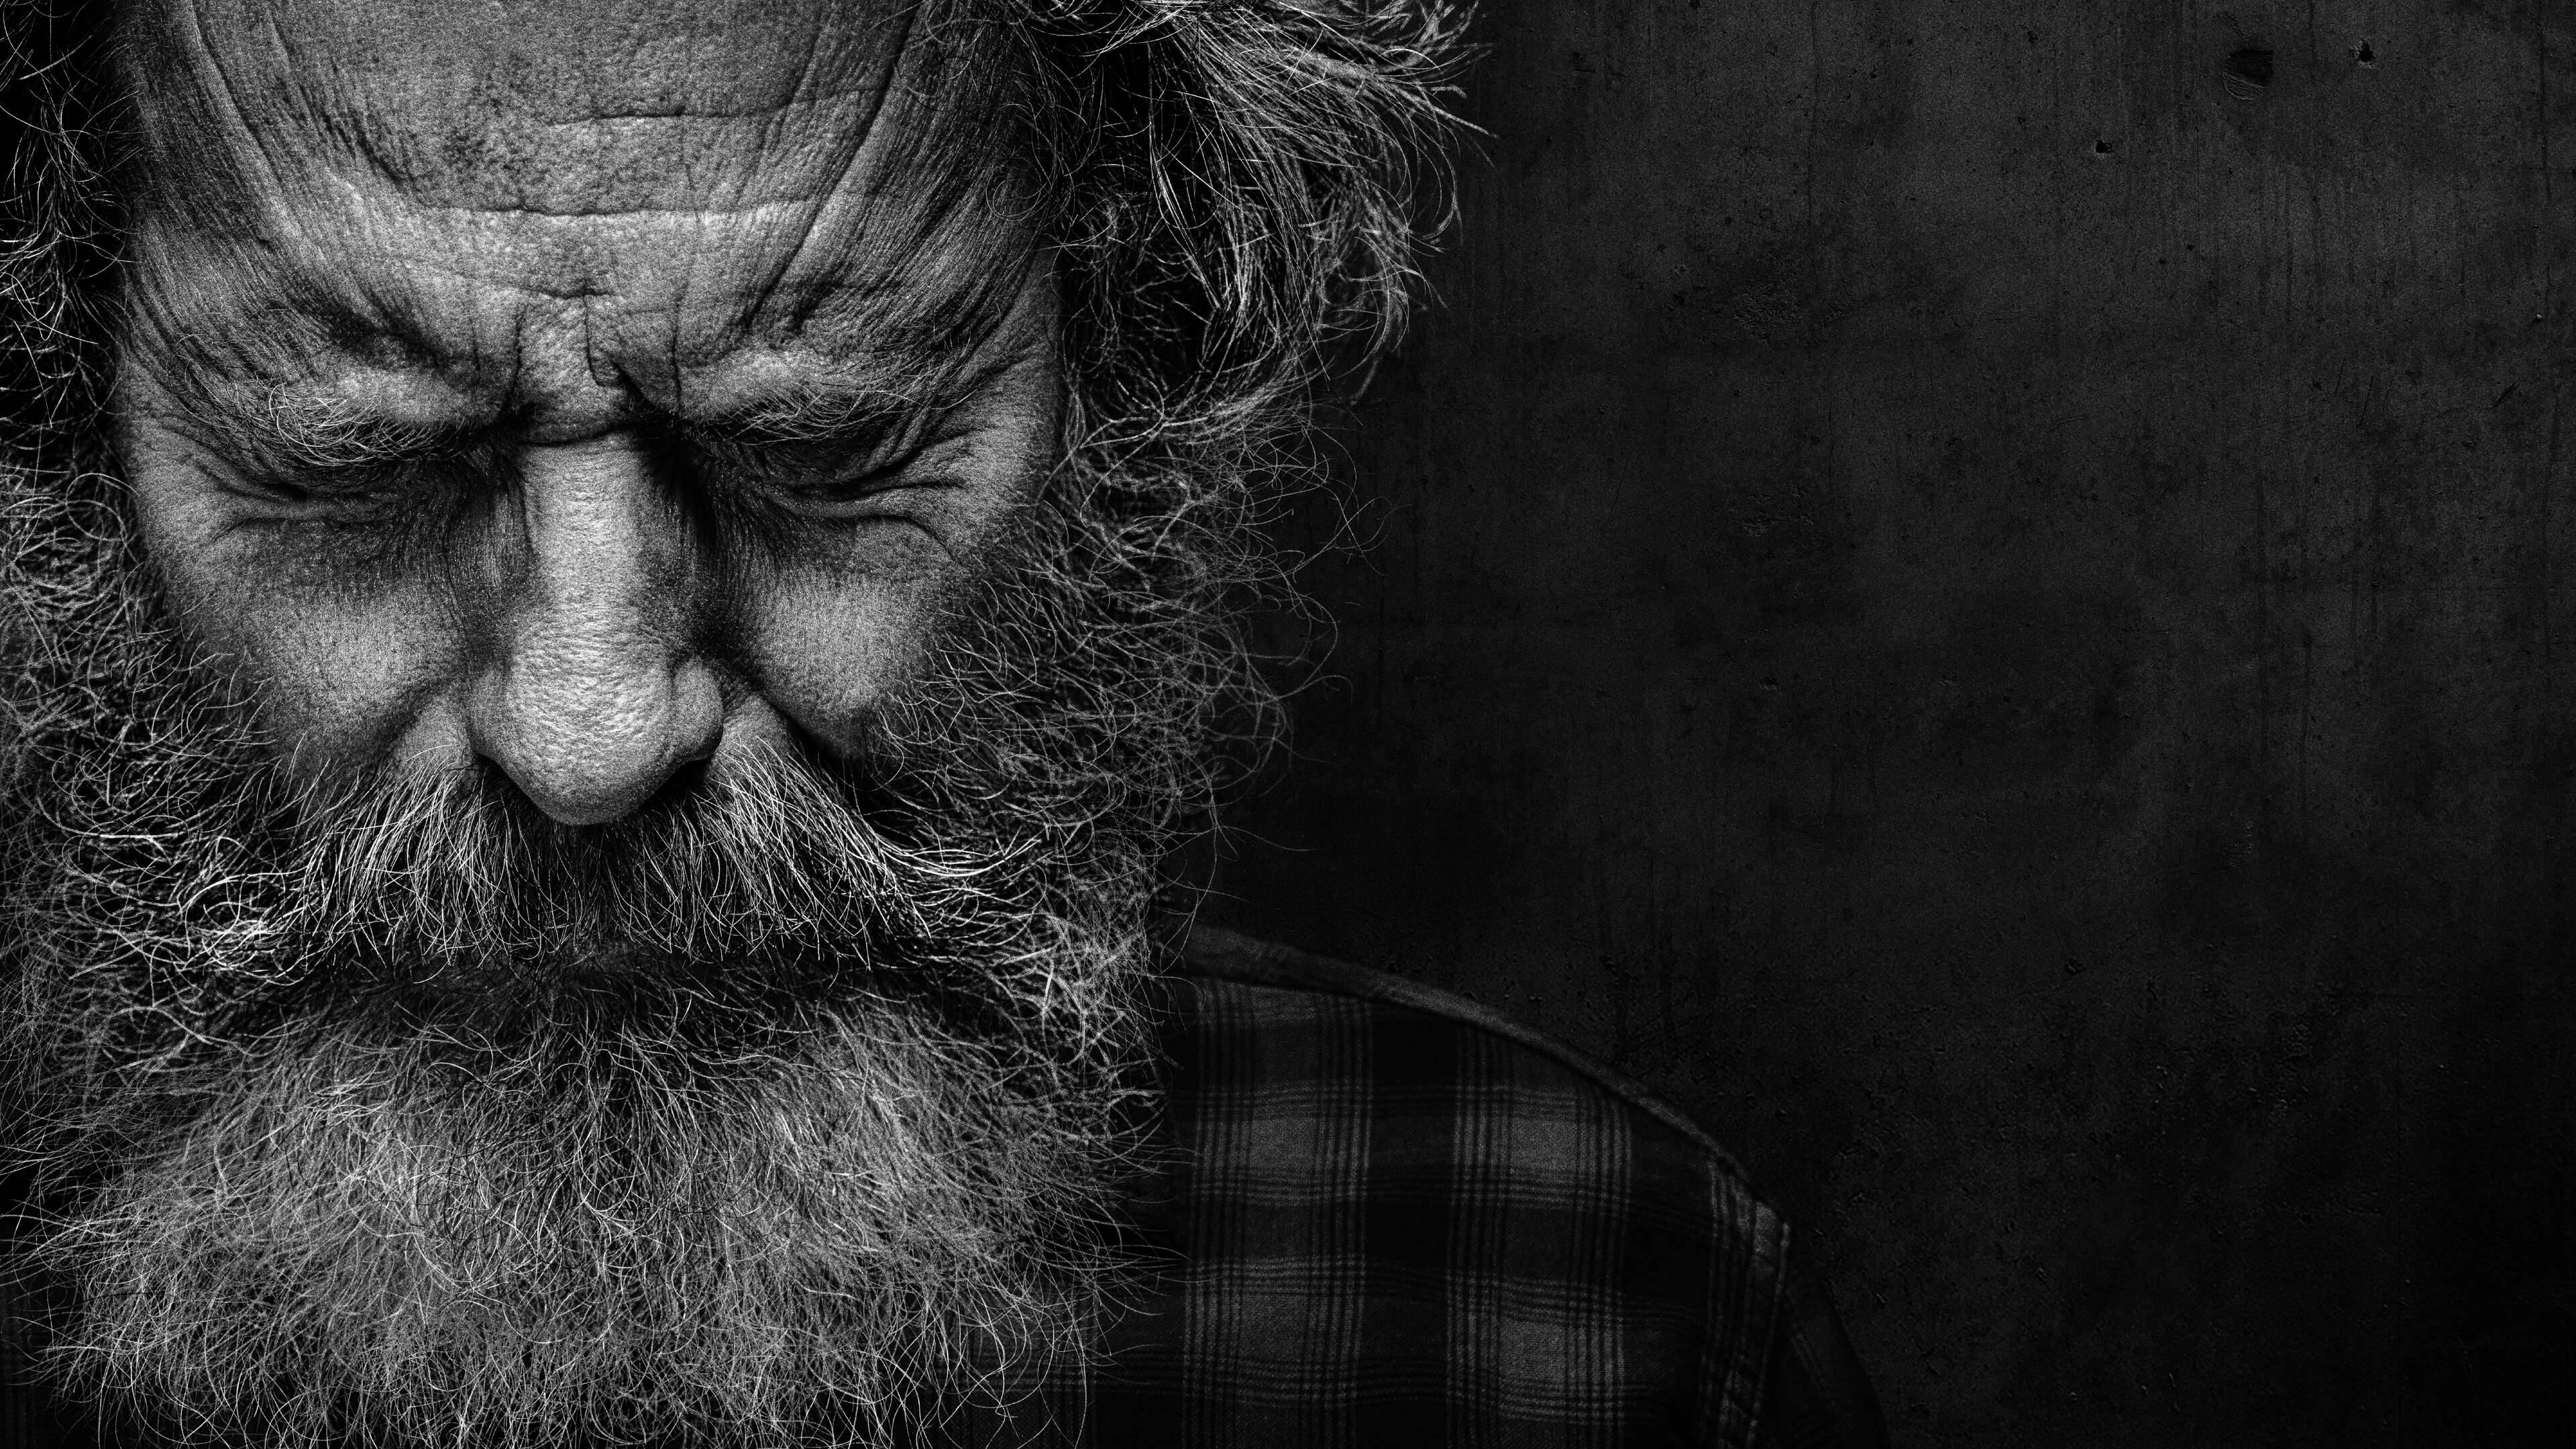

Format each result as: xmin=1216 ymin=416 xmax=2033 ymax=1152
xmin=1169 ymin=922 xmax=1772 ymax=1206
xmin=1171 ymin=923 xmax=1774 ymax=1200
xmin=1087 ymin=925 xmax=1794 ymax=1448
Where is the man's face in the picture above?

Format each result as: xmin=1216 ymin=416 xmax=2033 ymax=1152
xmin=115 ymin=0 xmax=1052 ymax=822
xmin=1 ymin=3 xmax=1234 ymax=1445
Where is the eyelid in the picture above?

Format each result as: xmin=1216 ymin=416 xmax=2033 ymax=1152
xmin=696 ymin=403 xmax=959 ymax=486
xmin=207 ymin=433 xmax=484 ymax=523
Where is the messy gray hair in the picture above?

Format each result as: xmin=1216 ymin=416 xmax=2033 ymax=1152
xmin=1010 ymin=0 xmax=1472 ymax=452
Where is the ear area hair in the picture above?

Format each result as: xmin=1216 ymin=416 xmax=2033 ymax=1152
xmin=1006 ymin=0 xmax=1479 ymax=453
xmin=0 ymin=0 xmax=126 ymax=476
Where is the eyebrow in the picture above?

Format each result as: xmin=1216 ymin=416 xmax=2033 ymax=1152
xmin=685 ymin=345 xmax=1030 ymax=448
xmin=686 ymin=387 xmax=918 ymax=447
xmin=235 ymin=387 xmax=478 ymax=471
xmin=223 ymin=378 xmax=945 ymax=472
xmin=189 ymin=319 xmax=1032 ymax=470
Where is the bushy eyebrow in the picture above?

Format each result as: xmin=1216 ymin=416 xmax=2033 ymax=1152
xmin=687 ymin=388 xmax=917 ymax=447
xmin=237 ymin=387 xmax=476 ymax=470
xmin=184 ymin=313 xmax=1040 ymax=470
xmin=685 ymin=345 xmax=1033 ymax=449
xmin=222 ymin=376 xmax=953 ymax=471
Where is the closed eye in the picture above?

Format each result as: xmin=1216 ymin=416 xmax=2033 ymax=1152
xmin=689 ymin=412 xmax=971 ymax=514
xmin=217 ymin=446 xmax=479 ymax=525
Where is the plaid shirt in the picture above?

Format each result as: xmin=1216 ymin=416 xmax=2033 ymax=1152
xmin=995 ymin=926 xmax=1886 ymax=1449
xmin=1 ymin=929 xmax=1883 ymax=1449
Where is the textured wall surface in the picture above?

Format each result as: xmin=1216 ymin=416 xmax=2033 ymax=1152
xmin=1200 ymin=1 xmax=2575 ymax=1443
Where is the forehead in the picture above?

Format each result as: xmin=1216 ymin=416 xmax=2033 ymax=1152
xmin=114 ymin=0 xmax=1032 ymax=426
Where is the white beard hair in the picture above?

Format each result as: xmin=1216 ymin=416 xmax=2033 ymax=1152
xmin=2 ymin=448 xmax=1270 ymax=1449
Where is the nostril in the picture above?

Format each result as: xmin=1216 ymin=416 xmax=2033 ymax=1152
xmin=627 ymin=756 xmax=713 ymax=824
xmin=487 ymin=756 xmax=712 ymax=833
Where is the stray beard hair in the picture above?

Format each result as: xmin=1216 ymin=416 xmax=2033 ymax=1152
xmin=0 ymin=439 xmax=1260 ymax=1449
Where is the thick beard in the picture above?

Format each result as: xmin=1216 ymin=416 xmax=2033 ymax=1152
xmin=0 ymin=445 xmax=1263 ymax=1449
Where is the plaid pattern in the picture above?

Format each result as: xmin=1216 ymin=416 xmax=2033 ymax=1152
xmin=1029 ymin=926 xmax=1793 ymax=1448
xmin=1 ymin=929 xmax=1794 ymax=1449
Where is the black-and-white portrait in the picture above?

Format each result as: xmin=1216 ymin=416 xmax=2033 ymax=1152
xmin=0 ymin=2 xmax=2562 ymax=1446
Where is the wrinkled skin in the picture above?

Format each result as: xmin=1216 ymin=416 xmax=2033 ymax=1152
xmin=0 ymin=4 xmax=1203 ymax=1446
xmin=115 ymin=0 xmax=1055 ymax=825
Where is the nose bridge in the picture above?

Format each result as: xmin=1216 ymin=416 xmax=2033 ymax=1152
xmin=472 ymin=433 xmax=721 ymax=824
xmin=515 ymin=435 xmax=683 ymax=644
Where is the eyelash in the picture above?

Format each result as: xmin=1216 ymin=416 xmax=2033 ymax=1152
xmin=228 ymin=458 xmax=460 ymax=534
xmin=222 ymin=409 xmax=967 ymax=547
xmin=694 ymin=417 xmax=964 ymax=515
xmin=217 ymin=470 xmax=463 ymax=586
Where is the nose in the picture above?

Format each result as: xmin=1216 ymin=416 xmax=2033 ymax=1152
xmin=466 ymin=435 xmax=722 ymax=826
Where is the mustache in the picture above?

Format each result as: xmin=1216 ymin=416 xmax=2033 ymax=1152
xmin=7 ymin=679 xmax=994 ymax=1073
xmin=294 ymin=745 xmax=958 ymax=982
xmin=248 ymin=743 xmax=1087 ymax=1066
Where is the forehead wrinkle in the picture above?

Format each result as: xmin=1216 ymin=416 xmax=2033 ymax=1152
xmin=116 ymin=9 xmax=513 ymax=396
xmin=134 ymin=0 xmax=934 ymax=219
xmin=293 ymin=3 xmax=909 ymax=217
xmin=626 ymin=5 xmax=1044 ymax=413
xmin=721 ymin=51 xmax=1036 ymax=388
xmin=120 ymin=0 xmax=313 ymax=246
xmin=327 ymin=101 xmax=906 ymax=219
xmin=293 ymin=3 xmax=963 ymax=340
xmin=121 ymin=0 xmax=1042 ymax=460
xmin=721 ymin=1 xmax=919 ymax=333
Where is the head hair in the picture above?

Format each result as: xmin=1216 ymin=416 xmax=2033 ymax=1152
xmin=1003 ymin=0 xmax=1472 ymax=455
xmin=0 ymin=0 xmax=119 ymax=474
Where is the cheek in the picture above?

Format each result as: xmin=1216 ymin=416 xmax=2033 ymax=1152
xmin=731 ymin=531 xmax=960 ymax=759
xmin=131 ymin=508 xmax=469 ymax=771
xmin=123 ymin=449 xmax=456 ymax=771
xmin=200 ymin=575 xmax=468 ymax=769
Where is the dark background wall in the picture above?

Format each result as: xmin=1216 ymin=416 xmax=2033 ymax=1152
xmin=1198 ymin=1 xmax=2575 ymax=1444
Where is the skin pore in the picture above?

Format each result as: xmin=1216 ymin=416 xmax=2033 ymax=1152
xmin=112 ymin=0 xmax=1059 ymax=826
